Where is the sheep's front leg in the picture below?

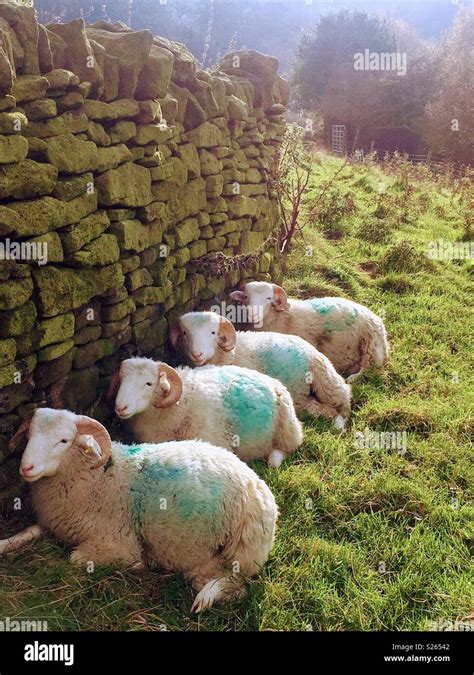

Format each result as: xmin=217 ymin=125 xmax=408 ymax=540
xmin=191 ymin=576 xmax=246 ymax=613
xmin=190 ymin=560 xmax=246 ymax=613
xmin=70 ymin=539 xmax=142 ymax=568
xmin=345 ymin=370 xmax=362 ymax=383
xmin=304 ymin=400 xmax=346 ymax=432
xmin=267 ymin=449 xmax=286 ymax=468
xmin=0 ymin=524 xmax=44 ymax=554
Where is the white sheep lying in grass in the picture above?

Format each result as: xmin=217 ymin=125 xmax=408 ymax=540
xmin=109 ymin=358 xmax=303 ymax=468
xmin=3 ymin=408 xmax=278 ymax=613
xmin=230 ymin=282 xmax=390 ymax=381
xmin=170 ymin=312 xmax=352 ymax=430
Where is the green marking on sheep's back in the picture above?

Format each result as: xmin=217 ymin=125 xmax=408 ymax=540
xmin=124 ymin=445 xmax=143 ymax=455
xmin=218 ymin=366 xmax=276 ymax=446
xmin=127 ymin=448 xmax=224 ymax=531
xmin=305 ymin=298 xmax=334 ymax=316
xmin=305 ymin=298 xmax=359 ymax=332
xmin=256 ymin=341 xmax=309 ymax=396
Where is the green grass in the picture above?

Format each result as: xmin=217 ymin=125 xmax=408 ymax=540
xmin=1 ymin=154 xmax=472 ymax=631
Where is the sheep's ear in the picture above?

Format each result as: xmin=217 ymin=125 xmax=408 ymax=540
xmin=9 ymin=419 xmax=31 ymax=450
xmin=74 ymin=416 xmax=112 ymax=470
xmin=76 ymin=434 xmax=103 ymax=464
xmin=272 ymin=284 xmax=289 ymax=311
xmin=169 ymin=322 xmax=181 ymax=349
xmin=153 ymin=364 xmax=183 ymax=408
xmin=218 ymin=316 xmax=237 ymax=352
xmin=229 ymin=290 xmax=247 ymax=304
xmin=106 ymin=366 xmax=121 ymax=401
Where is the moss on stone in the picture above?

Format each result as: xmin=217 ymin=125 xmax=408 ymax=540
xmin=175 ymin=217 xmax=199 ymax=247
xmin=0 ymin=338 xmax=16 ymax=367
xmin=206 ymin=236 xmax=226 ymax=253
xmin=101 ymin=315 xmax=131 ymax=338
xmin=52 ymin=172 xmax=94 ymax=202
xmin=38 ymin=338 xmax=75 ymax=363
xmin=0 ymin=301 xmax=37 ymax=338
xmin=189 ymin=240 xmax=207 ymax=259
xmin=96 ymin=161 xmax=152 ymax=207
xmin=45 ymin=134 xmax=99 ymax=174
xmin=96 ymin=143 xmax=132 ymax=173
xmin=60 ymin=210 xmax=110 ymax=253
xmin=0 ymin=134 xmax=28 ymax=164
xmin=33 ymin=263 xmax=124 ymax=317
xmin=125 ymin=267 xmax=153 ymax=292
xmin=173 ymin=247 xmax=191 ymax=267
xmin=68 ymin=233 xmax=120 ymax=267
xmin=38 ymin=312 xmax=75 ymax=348
xmin=110 ymin=219 xmax=163 ymax=253
xmin=0 ymin=159 xmax=58 ymax=200
xmin=28 ymin=231 xmax=64 ymax=262
xmin=0 ymin=205 xmax=21 ymax=236
xmin=120 ymin=255 xmax=141 ymax=274
xmin=73 ymin=324 xmax=102 ymax=346
xmin=0 ymin=276 xmax=33 ymax=311
xmin=133 ymin=286 xmax=166 ymax=306
xmin=101 ymin=297 xmax=135 ymax=322
xmin=0 ymin=364 xmax=16 ymax=388
xmin=34 ymin=347 xmax=74 ymax=389
xmin=108 ymin=120 xmax=136 ymax=144
xmin=0 ymin=112 xmax=28 ymax=134
xmin=8 ymin=196 xmax=66 ymax=237
xmin=63 ymin=192 xmax=98 ymax=226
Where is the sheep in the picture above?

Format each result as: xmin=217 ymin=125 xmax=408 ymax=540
xmin=109 ymin=358 xmax=303 ymax=468
xmin=170 ymin=312 xmax=352 ymax=430
xmin=6 ymin=408 xmax=278 ymax=613
xmin=0 ymin=525 xmax=44 ymax=554
xmin=230 ymin=282 xmax=390 ymax=381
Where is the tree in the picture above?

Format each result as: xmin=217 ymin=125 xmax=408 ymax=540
xmin=423 ymin=6 xmax=474 ymax=163
xmin=292 ymin=10 xmax=441 ymax=155
xmin=291 ymin=10 xmax=396 ymax=109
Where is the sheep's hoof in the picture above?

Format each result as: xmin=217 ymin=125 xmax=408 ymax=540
xmin=346 ymin=371 xmax=362 ymax=383
xmin=69 ymin=549 xmax=89 ymax=565
xmin=268 ymin=449 xmax=285 ymax=468
xmin=191 ymin=577 xmax=244 ymax=613
xmin=333 ymin=415 xmax=346 ymax=432
xmin=191 ymin=579 xmax=222 ymax=613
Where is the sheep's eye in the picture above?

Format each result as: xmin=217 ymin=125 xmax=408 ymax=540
xmin=266 ymin=297 xmax=272 ymax=300
xmin=145 ymin=382 xmax=153 ymax=387
xmin=182 ymin=331 xmax=187 ymax=335
xmin=60 ymin=439 xmax=69 ymax=444
xmin=211 ymin=331 xmax=216 ymax=335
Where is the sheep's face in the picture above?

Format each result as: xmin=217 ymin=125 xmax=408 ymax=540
xmin=114 ymin=359 xmax=183 ymax=418
xmin=18 ymin=409 xmax=112 ymax=482
xmin=20 ymin=409 xmax=78 ymax=482
xmin=230 ymin=282 xmax=289 ymax=324
xmin=171 ymin=312 xmax=236 ymax=365
xmin=115 ymin=359 xmax=158 ymax=419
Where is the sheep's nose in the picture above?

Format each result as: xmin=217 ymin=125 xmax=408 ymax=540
xmin=191 ymin=351 xmax=203 ymax=360
xmin=20 ymin=464 xmax=35 ymax=476
xmin=115 ymin=405 xmax=128 ymax=417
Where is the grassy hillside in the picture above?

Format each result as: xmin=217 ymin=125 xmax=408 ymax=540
xmin=0 ymin=154 xmax=472 ymax=631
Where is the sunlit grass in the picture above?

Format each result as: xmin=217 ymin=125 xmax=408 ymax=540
xmin=0 ymin=154 xmax=472 ymax=631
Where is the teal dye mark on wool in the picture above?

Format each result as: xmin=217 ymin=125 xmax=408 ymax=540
xmin=124 ymin=445 xmax=143 ymax=455
xmin=129 ymin=451 xmax=223 ymax=529
xmin=257 ymin=341 xmax=309 ymax=395
xmin=305 ymin=298 xmax=335 ymax=316
xmin=218 ymin=366 xmax=276 ymax=446
xmin=305 ymin=298 xmax=359 ymax=332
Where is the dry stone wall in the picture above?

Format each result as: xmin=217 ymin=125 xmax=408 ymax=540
xmin=0 ymin=6 xmax=288 ymax=492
